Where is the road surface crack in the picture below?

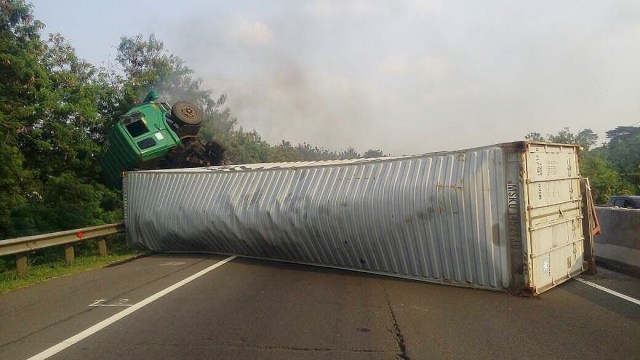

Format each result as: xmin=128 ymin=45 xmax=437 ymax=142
xmin=385 ymin=289 xmax=410 ymax=360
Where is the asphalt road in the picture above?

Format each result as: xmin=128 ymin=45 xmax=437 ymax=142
xmin=1 ymin=254 xmax=639 ymax=360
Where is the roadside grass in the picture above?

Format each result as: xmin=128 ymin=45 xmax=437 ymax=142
xmin=0 ymin=234 xmax=142 ymax=295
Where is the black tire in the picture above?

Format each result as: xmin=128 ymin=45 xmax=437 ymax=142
xmin=171 ymin=101 xmax=202 ymax=126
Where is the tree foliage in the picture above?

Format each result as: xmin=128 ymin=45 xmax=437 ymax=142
xmin=7 ymin=0 xmax=639 ymax=241
xmin=269 ymin=141 xmax=304 ymax=162
xmin=526 ymin=127 xmax=598 ymax=151
xmin=5 ymin=0 xmax=640 ymax=241
xmin=0 ymin=1 xmax=121 ymax=238
xmin=10 ymin=0 xmax=640 ymax=244
xmin=580 ymin=154 xmax=631 ymax=204
xmin=524 ymin=132 xmax=545 ymax=142
xmin=0 ymin=3 xmax=382 ymax=239
xmin=603 ymin=127 xmax=640 ymax=193
xmin=0 ymin=0 xmax=47 ymax=236
xmin=525 ymin=126 xmax=639 ymax=204
xmin=363 ymin=149 xmax=385 ymax=158
xmin=606 ymin=126 xmax=640 ymax=142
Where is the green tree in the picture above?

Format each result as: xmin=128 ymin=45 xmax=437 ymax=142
xmin=269 ymin=140 xmax=303 ymax=162
xmin=115 ymin=34 xmax=233 ymax=141
xmin=524 ymin=126 xmax=636 ymax=203
xmin=221 ymin=129 xmax=271 ymax=164
xmin=546 ymin=127 xmax=575 ymax=144
xmin=580 ymin=153 xmax=632 ymax=204
xmin=605 ymin=128 xmax=640 ymax=192
xmin=526 ymin=127 xmax=598 ymax=151
xmin=0 ymin=2 xmax=122 ymax=238
xmin=20 ymin=33 xmax=103 ymax=181
xmin=574 ymin=129 xmax=598 ymax=151
xmin=338 ymin=147 xmax=360 ymax=159
xmin=294 ymin=143 xmax=338 ymax=161
xmin=7 ymin=31 xmax=123 ymax=237
xmin=0 ymin=0 xmax=48 ymax=237
xmin=111 ymin=33 xmax=240 ymax=173
xmin=605 ymin=126 xmax=640 ymax=142
xmin=524 ymin=132 xmax=545 ymax=142
xmin=546 ymin=127 xmax=598 ymax=151
xmin=363 ymin=149 xmax=384 ymax=158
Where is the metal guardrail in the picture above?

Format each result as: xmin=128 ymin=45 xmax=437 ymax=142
xmin=0 ymin=222 xmax=125 ymax=277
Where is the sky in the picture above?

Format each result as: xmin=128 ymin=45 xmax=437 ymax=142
xmin=30 ymin=0 xmax=640 ymax=155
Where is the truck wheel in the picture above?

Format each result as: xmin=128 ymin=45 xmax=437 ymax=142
xmin=171 ymin=101 xmax=202 ymax=126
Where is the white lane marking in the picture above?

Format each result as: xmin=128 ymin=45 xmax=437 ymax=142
xmin=28 ymin=256 xmax=236 ymax=360
xmin=89 ymin=299 xmax=132 ymax=307
xmin=160 ymin=261 xmax=187 ymax=266
xmin=88 ymin=299 xmax=105 ymax=307
xmin=575 ymin=277 xmax=640 ymax=306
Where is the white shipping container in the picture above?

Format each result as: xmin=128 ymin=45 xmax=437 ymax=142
xmin=123 ymin=141 xmax=587 ymax=294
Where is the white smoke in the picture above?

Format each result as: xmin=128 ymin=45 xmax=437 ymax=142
xmin=32 ymin=0 xmax=640 ymax=154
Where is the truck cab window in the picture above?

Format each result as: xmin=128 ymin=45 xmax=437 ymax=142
xmin=122 ymin=111 xmax=150 ymax=138
xmin=125 ymin=120 xmax=149 ymax=138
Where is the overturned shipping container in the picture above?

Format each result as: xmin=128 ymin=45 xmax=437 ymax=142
xmin=124 ymin=142 xmax=589 ymax=294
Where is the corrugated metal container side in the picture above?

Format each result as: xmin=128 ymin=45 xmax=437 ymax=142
xmin=123 ymin=141 xmax=586 ymax=294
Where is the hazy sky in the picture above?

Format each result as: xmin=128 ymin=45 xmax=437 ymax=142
xmin=31 ymin=0 xmax=640 ymax=155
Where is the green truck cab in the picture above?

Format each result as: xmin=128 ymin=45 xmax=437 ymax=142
xmin=100 ymin=91 xmax=225 ymax=187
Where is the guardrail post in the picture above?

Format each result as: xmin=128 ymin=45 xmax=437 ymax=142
xmin=0 ymin=222 xmax=123 ymax=267
xmin=64 ymin=244 xmax=75 ymax=265
xmin=97 ymin=238 xmax=108 ymax=257
xmin=16 ymin=253 xmax=28 ymax=277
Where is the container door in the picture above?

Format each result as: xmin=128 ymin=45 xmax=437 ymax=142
xmin=524 ymin=143 xmax=584 ymax=294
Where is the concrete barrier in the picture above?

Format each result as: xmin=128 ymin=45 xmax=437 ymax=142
xmin=594 ymin=206 xmax=640 ymax=277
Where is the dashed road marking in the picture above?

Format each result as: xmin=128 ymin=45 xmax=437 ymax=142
xmin=28 ymin=255 xmax=236 ymax=360
xmin=88 ymin=299 xmax=132 ymax=307
xmin=575 ymin=277 xmax=640 ymax=306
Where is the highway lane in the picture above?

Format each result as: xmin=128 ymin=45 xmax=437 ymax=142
xmin=0 ymin=254 xmax=231 ymax=359
xmin=1 ymin=254 xmax=639 ymax=360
